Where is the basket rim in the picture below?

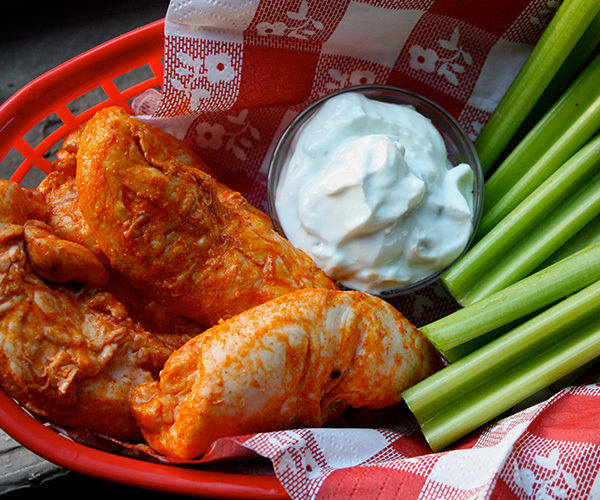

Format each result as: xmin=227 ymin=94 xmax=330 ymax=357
xmin=0 ymin=19 xmax=164 ymax=169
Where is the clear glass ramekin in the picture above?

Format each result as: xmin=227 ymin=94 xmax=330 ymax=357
xmin=266 ymin=84 xmax=484 ymax=298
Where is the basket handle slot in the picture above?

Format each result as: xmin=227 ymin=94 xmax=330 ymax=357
xmin=149 ymin=58 xmax=164 ymax=86
xmin=12 ymin=136 xmax=52 ymax=177
xmin=100 ymin=79 xmax=132 ymax=113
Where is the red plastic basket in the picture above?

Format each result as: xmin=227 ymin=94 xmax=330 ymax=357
xmin=0 ymin=19 xmax=287 ymax=499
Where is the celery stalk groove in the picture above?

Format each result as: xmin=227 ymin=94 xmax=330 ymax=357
xmin=424 ymin=243 xmax=600 ymax=354
xmin=511 ymin=11 xmax=600 ymax=143
xmin=421 ymin=316 xmax=600 ymax=451
xmin=474 ymin=0 xmax=600 ymax=174
xmin=403 ymin=281 xmax=600 ymax=450
xmin=540 ymin=215 xmax=600 ymax=269
xmin=461 ymin=172 xmax=600 ymax=304
xmin=479 ymin=54 xmax=600 ymax=236
xmin=443 ymin=135 xmax=600 ymax=305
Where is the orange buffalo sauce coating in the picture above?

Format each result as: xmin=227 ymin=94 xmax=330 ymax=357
xmin=131 ymin=288 xmax=439 ymax=459
xmin=23 ymin=219 xmax=109 ymax=287
xmin=76 ymin=107 xmax=336 ymax=326
xmin=0 ymin=180 xmax=192 ymax=440
xmin=37 ymin=120 xmax=210 ymax=338
xmin=0 ymin=108 xmax=440 ymax=452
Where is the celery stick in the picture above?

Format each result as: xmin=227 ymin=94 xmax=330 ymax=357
xmin=474 ymin=0 xmax=600 ymax=174
xmin=420 ymin=315 xmax=600 ymax=451
xmin=539 ymin=215 xmax=600 ymax=269
xmin=441 ymin=320 xmax=520 ymax=363
xmin=461 ymin=172 xmax=600 ymax=304
xmin=425 ymin=242 xmax=600 ymax=354
xmin=479 ymin=54 xmax=600 ymax=236
xmin=403 ymin=279 xmax=600 ymax=427
xmin=443 ymin=135 xmax=600 ymax=305
xmin=443 ymin=301 xmax=557 ymax=362
xmin=510 ymin=12 xmax=600 ymax=146
xmin=548 ymin=357 xmax=600 ymax=394
xmin=442 ymin=305 xmax=554 ymax=362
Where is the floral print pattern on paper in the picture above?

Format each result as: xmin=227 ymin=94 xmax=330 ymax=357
xmin=195 ymin=110 xmax=261 ymax=161
xmin=408 ymin=46 xmax=437 ymax=73
xmin=256 ymin=21 xmax=287 ymax=36
xmin=324 ymin=69 xmax=376 ymax=91
xmin=204 ymin=53 xmax=236 ymax=84
xmin=195 ymin=122 xmax=226 ymax=149
xmin=512 ymin=448 xmax=579 ymax=499
xmin=171 ymin=51 xmax=237 ymax=111
xmin=256 ymin=1 xmax=324 ymax=40
xmin=408 ymin=27 xmax=473 ymax=86
xmin=529 ymin=0 xmax=559 ymax=27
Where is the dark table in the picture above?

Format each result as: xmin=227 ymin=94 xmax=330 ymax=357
xmin=4 ymin=471 xmax=179 ymax=498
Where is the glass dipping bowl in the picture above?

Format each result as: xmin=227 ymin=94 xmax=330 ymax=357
xmin=266 ymin=84 xmax=483 ymax=298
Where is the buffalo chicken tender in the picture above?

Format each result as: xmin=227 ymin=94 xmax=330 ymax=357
xmin=0 ymin=180 xmax=191 ymax=440
xmin=38 ymin=115 xmax=219 ymax=260
xmin=39 ymin=175 xmax=205 ymax=337
xmin=48 ymin=119 xmax=217 ymax=181
xmin=131 ymin=288 xmax=439 ymax=459
xmin=38 ymin=173 xmax=106 ymax=260
xmin=37 ymin=137 xmax=205 ymax=338
xmin=24 ymin=219 xmax=109 ymax=287
xmin=0 ymin=180 xmax=46 ymax=225
xmin=76 ymin=107 xmax=336 ymax=326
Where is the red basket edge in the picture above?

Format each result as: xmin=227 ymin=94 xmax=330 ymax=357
xmin=0 ymin=19 xmax=164 ymax=179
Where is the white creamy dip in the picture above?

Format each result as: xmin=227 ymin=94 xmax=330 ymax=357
xmin=275 ymin=92 xmax=474 ymax=293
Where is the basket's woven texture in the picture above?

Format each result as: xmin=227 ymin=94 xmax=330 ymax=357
xmin=127 ymin=1 xmax=600 ymax=498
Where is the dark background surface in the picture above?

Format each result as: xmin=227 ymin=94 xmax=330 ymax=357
xmin=0 ymin=0 xmax=171 ymax=187
xmin=0 ymin=1 xmax=218 ymax=497
xmin=5 ymin=471 xmax=178 ymax=498
xmin=0 ymin=0 xmax=168 ymax=105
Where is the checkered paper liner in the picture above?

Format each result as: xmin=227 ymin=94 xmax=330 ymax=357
xmin=130 ymin=0 xmax=600 ymax=498
xmin=226 ymin=385 xmax=600 ymax=499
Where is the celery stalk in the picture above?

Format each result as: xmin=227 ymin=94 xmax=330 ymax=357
xmin=441 ymin=310 xmax=549 ymax=363
xmin=442 ymin=301 xmax=557 ymax=363
xmin=424 ymin=242 xmax=600 ymax=354
xmin=539 ymin=215 xmax=600 ymax=269
xmin=510 ymin=12 xmax=600 ymax=146
xmin=402 ymin=280 xmax=600 ymax=450
xmin=441 ymin=318 xmax=525 ymax=363
xmin=422 ymin=316 xmax=600 ymax=451
xmin=479 ymin=54 xmax=600 ymax=237
xmin=443 ymin=135 xmax=600 ymax=305
xmin=474 ymin=0 xmax=600 ymax=174
xmin=404 ymin=279 xmax=600 ymax=422
xmin=461 ymin=171 xmax=600 ymax=304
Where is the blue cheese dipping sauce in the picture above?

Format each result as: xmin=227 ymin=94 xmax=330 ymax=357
xmin=274 ymin=92 xmax=475 ymax=294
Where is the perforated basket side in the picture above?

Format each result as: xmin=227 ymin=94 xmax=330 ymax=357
xmin=0 ymin=19 xmax=165 ymax=186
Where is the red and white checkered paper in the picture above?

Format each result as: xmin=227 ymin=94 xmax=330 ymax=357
xmin=131 ymin=1 xmax=600 ymax=498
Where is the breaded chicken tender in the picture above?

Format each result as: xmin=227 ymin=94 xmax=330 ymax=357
xmin=76 ymin=107 xmax=336 ymax=326
xmin=130 ymin=288 xmax=439 ymax=459
xmin=0 ymin=180 xmax=191 ymax=440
